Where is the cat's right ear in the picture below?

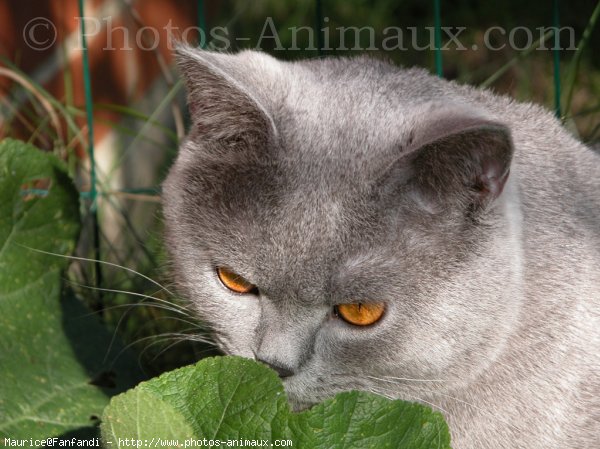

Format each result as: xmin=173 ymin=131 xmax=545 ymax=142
xmin=388 ymin=104 xmax=514 ymax=215
xmin=174 ymin=45 xmax=280 ymax=143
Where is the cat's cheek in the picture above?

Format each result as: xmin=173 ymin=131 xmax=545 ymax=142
xmin=196 ymin=289 xmax=261 ymax=359
xmin=218 ymin=311 xmax=259 ymax=358
xmin=313 ymin=320 xmax=390 ymax=375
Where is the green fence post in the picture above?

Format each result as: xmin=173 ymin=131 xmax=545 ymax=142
xmin=316 ymin=0 xmax=324 ymax=56
xmin=77 ymin=0 xmax=103 ymax=312
xmin=434 ymin=0 xmax=443 ymax=77
xmin=553 ymin=0 xmax=562 ymax=118
xmin=198 ymin=0 xmax=207 ymax=48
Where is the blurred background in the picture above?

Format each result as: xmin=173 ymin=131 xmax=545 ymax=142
xmin=1 ymin=0 xmax=598 ymax=376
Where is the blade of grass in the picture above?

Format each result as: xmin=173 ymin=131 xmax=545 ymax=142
xmin=93 ymin=103 xmax=179 ymax=143
xmin=26 ymin=114 xmax=55 ymax=147
xmin=563 ymin=103 xmax=600 ymax=120
xmin=562 ymin=0 xmax=600 ymax=118
xmin=61 ymin=44 xmax=78 ymax=174
xmin=0 ymin=67 xmax=63 ymax=144
xmin=481 ymin=29 xmax=555 ymax=88
xmin=0 ymin=56 xmax=86 ymax=148
xmin=91 ymin=116 xmax=177 ymax=152
xmin=125 ymin=1 xmax=185 ymax=139
xmin=63 ymin=103 xmax=179 ymax=147
xmin=0 ymin=94 xmax=50 ymax=147
xmin=62 ymin=45 xmax=75 ymax=142
xmin=586 ymin=121 xmax=600 ymax=142
xmin=552 ymin=0 xmax=561 ymax=117
xmin=99 ymin=191 xmax=160 ymax=267
xmin=104 ymin=80 xmax=183 ymax=181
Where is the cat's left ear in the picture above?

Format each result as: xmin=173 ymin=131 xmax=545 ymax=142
xmin=400 ymin=104 xmax=514 ymax=212
xmin=174 ymin=45 xmax=283 ymax=143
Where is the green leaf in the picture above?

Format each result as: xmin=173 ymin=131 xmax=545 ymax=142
xmin=101 ymin=389 xmax=195 ymax=442
xmin=102 ymin=356 xmax=451 ymax=449
xmin=0 ymin=139 xmax=143 ymax=441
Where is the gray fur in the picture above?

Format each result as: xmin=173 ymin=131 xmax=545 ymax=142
xmin=163 ymin=45 xmax=600 ymax=449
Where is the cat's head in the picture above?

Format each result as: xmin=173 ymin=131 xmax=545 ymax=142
xmin=163 ymin=46 xmax=523 ymax=408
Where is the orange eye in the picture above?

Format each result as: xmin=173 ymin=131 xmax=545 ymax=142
xmin=336 ymin=302 xmax=385 ymax=326
xmin=216 ymin=267 xmax=257 ymax=294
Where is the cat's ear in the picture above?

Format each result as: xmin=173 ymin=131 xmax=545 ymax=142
xmin=402 ymin=104 xmax=514 ymax=212
xmin=174 ymin=45 xmax=280 ymax=143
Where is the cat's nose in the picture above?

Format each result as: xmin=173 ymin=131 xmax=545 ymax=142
xmin=256 ymin=357 xmax=294 ymax=378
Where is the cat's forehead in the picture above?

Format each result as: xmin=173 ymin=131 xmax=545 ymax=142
xmin=275 ymin=59 xmax=448 ymax=163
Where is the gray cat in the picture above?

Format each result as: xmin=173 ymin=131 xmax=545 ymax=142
xmin=163 ymin=45 xmax=600 ymax=449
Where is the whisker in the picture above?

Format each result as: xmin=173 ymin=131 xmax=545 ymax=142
xmin=136 ymin=336 xmax=189 ymax=364
xmin=87 ymin=302 xmax=191 ymax=317
xmin=150 ymin=339 xmax=191 ymax=362
xmin=19 ymin=244 xmax=175 ymax=296
xmin=148 ymin=333 xmax=219 ymax=362
xmin=408 ymin=385 xmax=521 ymax=433
xmin=109 ymin=331 xmax=197 ymax=365
xmin=98 ymin=303 xmax=197 ymax=364
xmin=64 ymin=280 xmax=200 ymax=357
xmin=134 ymin=315 xmax=216 ymax=345
xmin=370 ymin=384 xmax=450 ymax=416
xmin=132 ymin=319 xmax=215 ymax=346
xmin=103 ymin=301 xmax=144 ymax=365
xmin=136 ymin=332 xmax=217 ymax=363
xmin=184 ymin=334 xmax=217 ymax=345
xmin=80 ymin=300 xmax=203 ymax=365
xmin=366 ymin=374 xmax=452 ymax=383
xmin=129 ymin=330 xmax=216 ymax=350
xmin=148 ymin=315 xmax=207 ymax=330
xmin=67 ymin=280 xmax=189 ymax=315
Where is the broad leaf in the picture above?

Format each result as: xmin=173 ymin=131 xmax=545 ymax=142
xmin=0 ymin=139 xmax=143 ymax=441
xmin=102 ymin=356 xmax=451 ymax=449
